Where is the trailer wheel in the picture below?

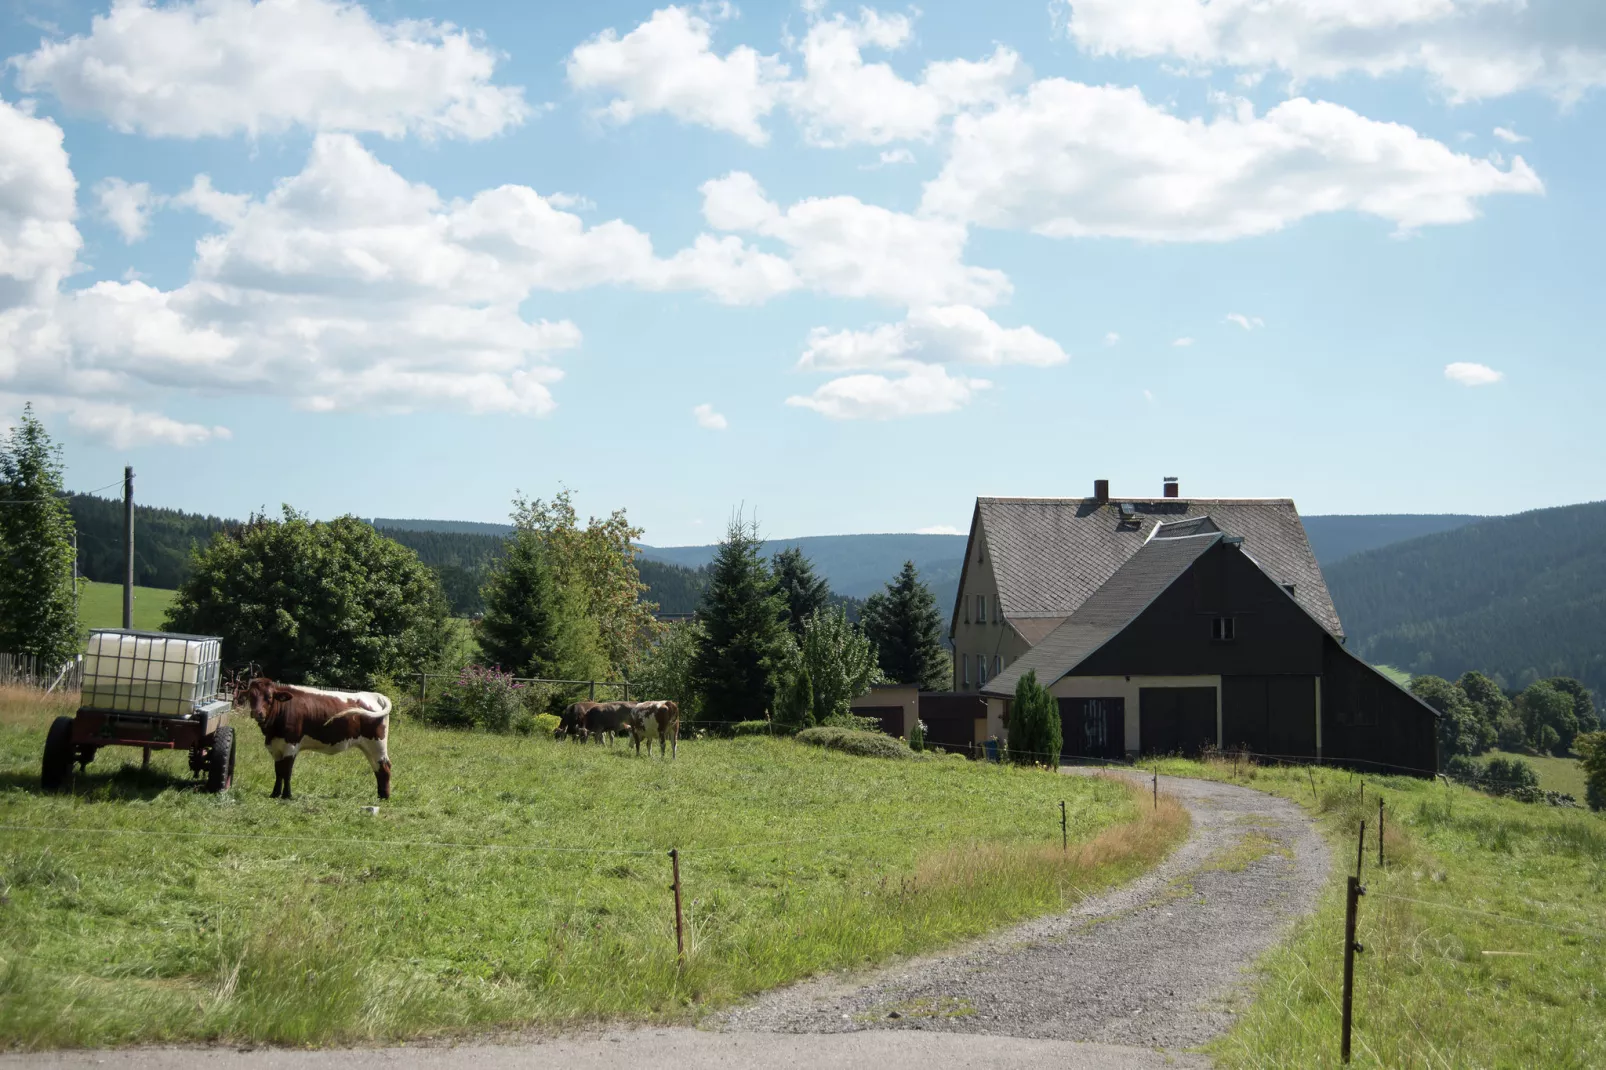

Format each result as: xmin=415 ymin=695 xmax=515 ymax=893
xmin=42 ymin=716 xmax=75 ymax=793
xmin=205 ymin=726 xmax=235 ymax=793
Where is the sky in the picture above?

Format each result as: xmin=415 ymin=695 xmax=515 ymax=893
xmin=1 ymin=0 xmax=1602 ymax=545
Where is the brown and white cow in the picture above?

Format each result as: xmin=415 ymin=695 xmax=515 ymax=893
xmin=582 ymin=701 xmax=636 ymax=745
xmin=240 ymin=679 xmax=392 ymax=800
xmin=556 ymin=701 xmax=598 ymax=740
xmin=628 ymin=700 xmax=679 ymax=758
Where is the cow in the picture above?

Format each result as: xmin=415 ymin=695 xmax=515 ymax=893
xmin=240 ymin=679 xmax=392 ymax=800
xmin=581 ymin=701 xmax=636 ymax=745
xmin=556 ymin=701 xmax=598 ymax=741
xmin=628 ymin=700 xmax=680 ymax=758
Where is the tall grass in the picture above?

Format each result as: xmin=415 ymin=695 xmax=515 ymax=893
xmin=1154 ymin=755 xmax=1606 ymax=1068
xmin=0 ymin=692 xmax=1185 ymax=1049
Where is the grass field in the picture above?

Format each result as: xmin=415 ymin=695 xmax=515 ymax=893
xmin=1153 ymin=754 xmax=1606 ymax=1067
xmin=0 ymin=686 xmax=1186 ymax=1049
xmin=76 ymin=580 xmax=175 ymax=633
xmin=1371 ymin=664 xmax=1412 ymax=687
xmin=1484 ymin=748 xmax=1589 ymax=798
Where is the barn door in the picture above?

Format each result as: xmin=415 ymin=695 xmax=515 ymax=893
xmin=1059 ymin=697 xmax=1125 ymax=761
xmin=1139 ymin=687 xmax=1218 ymax=757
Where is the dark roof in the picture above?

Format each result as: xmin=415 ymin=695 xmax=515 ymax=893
xmin=970 ymin=497 xmax=1342 ymax=639
xmin=983 ymin=532 xmax=1222 ymax=697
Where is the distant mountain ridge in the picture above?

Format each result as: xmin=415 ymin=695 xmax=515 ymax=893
xmin=1325 ymin=500 xmax=1606 ymax=699
xmin=1300 ymin=514 xmax=1481 ymax=564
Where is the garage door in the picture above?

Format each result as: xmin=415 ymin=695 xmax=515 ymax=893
xmin=1059 ymin=697 xmax=1126 ymax=761
xmin=1222 ymin=676 xmax=1316 ymax=758
xmin=1139 ymin=687 xmax=1217 ymax=757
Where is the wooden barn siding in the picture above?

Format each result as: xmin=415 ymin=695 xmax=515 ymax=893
xmin=1321 ymin=637 xmax=1439 ymax=776
xmin=1074 ymin=542 xmax=1326 ymax=678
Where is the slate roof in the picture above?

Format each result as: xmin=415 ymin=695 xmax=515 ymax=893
xmin=970 ymin=497 xmax=1343 ymax=640
xmin=982 ymin=532 xmax=1223 ymax=698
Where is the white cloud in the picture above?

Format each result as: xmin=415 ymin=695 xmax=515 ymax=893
xmin=94 ymin=177 xmax=158 ymax=242
xmin=1143 ymin=388 xmax=1155 ymax=403
xmin=12 ymin=0 xmax=529 ymax=140
xmin=1057 ymin=0 xmax=1606 ymax=104
xmin=567 ymin=5 xmax=787 ymax=145
xmin=880 ymin=148 xmax=915 ymax=165
xmin=692 ymin=401 xmax=728 ymax=429
xmin=798 ymin=305 xmax=1067 ymax=371
xmin=700 ymin=171 xmax=1009 ymax=306
xmin=785 ymin=8 xmax=1022 ymax=146
xmin=1492 ymin=126 xmax=1529 ymax=143
xmin=923 ymin=83 xmax=1543 ymax=241
xmin=1104 ymin=331 xmax=1120 ymax=345
xmin=1225 ymin=313 xmax=1265 ymax=330
xmin=1444 ymin=361 xmax=1503 ymax=386
xmin=915 ymin=524 xmax=963 ymax=535
xmin=0 ymin=97 xmax=80 ymax=313
xmin=1172 ymin=336 xmax=1195 ymax=346
xmin=785 ymin=363 xmax=989 ymax=420
xmin=1 ymin=393 xmax=227 ymax=447
xmin=564 ymin=5 xmax=1021 ymax=147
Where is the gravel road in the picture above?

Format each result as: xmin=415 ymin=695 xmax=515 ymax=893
xmin=1 ymin=771 xmax=1325 ymax=1070
xmin=712 ymin=768 xmax=1328 ymax=1062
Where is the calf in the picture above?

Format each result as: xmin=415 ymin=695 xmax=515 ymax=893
xmin=240 ymin=679 xmax=392 ymax=800
xmin=628 ymin=700 xmax=680 ymax=758
xmin=557 ymin=701 xmax=598 ymax=740
xmin=582 ymin=701 xmax=636 ymax=744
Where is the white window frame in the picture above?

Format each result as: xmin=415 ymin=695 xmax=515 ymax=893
xmin=977 ymin=594 xmax=987 ymax=624
xmin=1212 ymin=616 xmax=1236 ymax=641
xmin=978 ymin=656 xmax=988 ymax=686
xmin=962 ymin=653 xmax=970 ymax=687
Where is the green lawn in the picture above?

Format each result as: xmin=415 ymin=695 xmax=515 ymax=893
xmin=76 ymin=580 xmax=175 ymax=633
xmin=1154 ymin=754 xmax=1606 ymax=1068
xmin=0 ymin=687 xmax=1185 ymax=1048
xmin=1485 ymin=748 xmax=1589 ymax=799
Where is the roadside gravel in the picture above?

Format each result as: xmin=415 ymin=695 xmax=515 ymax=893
xmin=712 ymin=769 xmax=1328 ymax=1061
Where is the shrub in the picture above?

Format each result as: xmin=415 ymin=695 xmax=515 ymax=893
xmin=532 ymin=712 xmax=561 ymax=737
xmin=424 ymin=664 xmax=525 ymax=732
xmin=821 ymin=710 xmax=883 ymax=732
xmin=1482 ymin=756 xmax=1540 ymax=794
xmin=909 ymin=719 xmax=926 ymax=753
xmin=1009 ymin=670 xmax=1062 ymax=768
xmin=1537 ymin=723 xmax=1562 ymax=756
xmin=1444 ymin=754 xmax=1481 ymax=782
xmin=795 ymin=726 xmax=915 ymax=760
xmin=732 ymin=720 xmax=778 ymax=737
xmin=1577 ymin=731 xmax=1606 ymax=812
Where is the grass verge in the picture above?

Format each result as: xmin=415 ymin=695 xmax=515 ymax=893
xmin=76 ymin=580 xmax=175 ymax=633
xmin=1153 ymin=754 xmax=1605 ymax=1068
xmin=0 ymin=686 xmax=1186 ymax=1048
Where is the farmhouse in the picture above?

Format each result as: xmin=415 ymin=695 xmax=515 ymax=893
xmin=956 ymin=479 xmax=1438 ymax=774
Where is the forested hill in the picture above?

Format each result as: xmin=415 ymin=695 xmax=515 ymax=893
xmin=640 ymin=533 xmax=967 ymax=601
xmin=67 ymin=494 xmax=235 ymax=589
xmin=1325 ymin=500 xmax=1606 ymax=698
xmin=370 ymin=518 xmax=512 ymax=537
xmin=1301 ymin=514 xmax=1481 ymax=564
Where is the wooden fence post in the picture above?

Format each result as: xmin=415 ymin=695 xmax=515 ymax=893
xmin=1378 ymin=797 xmax=1385 ymax=868
xmin=1153 ymin=767 xmax=1158 ymax=810
xmin=1060 ymin=800 xmax=1067 ymax=852
xmin=1341 ymin=875 xmax=1365 ymax=1063
xmin=1355 ymin=818 xmax=1366 ymax=879
xmin=669 ymin=848 xmax=685 ymax=965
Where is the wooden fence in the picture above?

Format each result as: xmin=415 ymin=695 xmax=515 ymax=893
xmin=0 ymin=652 xmax=84 ymax=692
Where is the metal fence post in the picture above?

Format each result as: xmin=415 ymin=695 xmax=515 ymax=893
xmin=669 ymin=848 xmax=685 ymax=965
xmin=1341 ymin=875 xmax=1365 ymax=1063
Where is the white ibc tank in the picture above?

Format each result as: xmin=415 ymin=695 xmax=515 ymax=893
xmin=82 ymin=630 xmax=222 ymax=716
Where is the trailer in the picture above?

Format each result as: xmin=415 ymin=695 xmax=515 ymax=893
xmin=41 ymin=629 xmax=235 ymax=793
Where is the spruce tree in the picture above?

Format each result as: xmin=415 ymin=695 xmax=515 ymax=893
xmin=860 ymin=560 xmax=948 ymax=690
xmin=0 ymin=405 xmax=80 ymax=666
xmin=773 ymin=546 xmax=830 ymax=639
xmin=1010 ymin=670 xmax=1062 ymax=766
xmin=692 ymin=514 xmax=789 ymax=721
xmin=477 ymin=528 xmax=566 ymax=679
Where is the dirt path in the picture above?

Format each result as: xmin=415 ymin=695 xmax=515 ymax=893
xmin=0 ymin=771 xmax=1326 ymax=1070
xmin=710 ymin=769 xmax=1328 ymax=1063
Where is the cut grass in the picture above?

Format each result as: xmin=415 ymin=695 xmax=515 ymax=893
xmin=1153 ymin=754 xmax=1606 ymax=1068
xmin=0 ymin=686 xmax=1187 ymax=1049
xmin=1483 ymin=748 xmax=1588 ymax=799
xmin=76 ymin=580 xmax=175 ymax=633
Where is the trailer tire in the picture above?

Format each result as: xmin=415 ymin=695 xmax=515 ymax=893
xmin=42 ymin=716 xmax=75 ymax=793
xmin=206 ymin=726 xmax=235 ymax=794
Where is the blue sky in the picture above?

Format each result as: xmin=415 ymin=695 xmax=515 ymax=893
xmin=1 ymin=0 xmax=1601 ymax=544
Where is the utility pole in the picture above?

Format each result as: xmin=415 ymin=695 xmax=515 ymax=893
xmin=122 ymin=466 xmax=134 ymax=629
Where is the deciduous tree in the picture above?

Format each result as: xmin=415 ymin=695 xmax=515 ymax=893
xmin=167 ymin=508 xmax=450 ymax=686
xmin=1576 ymin=731 xmax=1606 ymax=811
xmin=1411 ymin=675 xmax=1480 ymax=758
xmin=629 ymin=618 xmax=704 ymax=717
xmin=778 ymin=607 xmax=883 ymax=727
xmin=861 ymin=560 xmax=948 ymax=691
xmin=0 ymin=405 xmax=79 ymax=667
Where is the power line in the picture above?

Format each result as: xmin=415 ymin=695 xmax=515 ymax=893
xmin=0 ymin=478 xmax=124 ymax=506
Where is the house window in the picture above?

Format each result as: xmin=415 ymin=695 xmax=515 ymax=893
xmin=962 ymin=654 xmax=970 ymax=687
xmin=978 ymin=595 xmax=987 ymax=624
xmin=1283 ymin=583 xmax=1297 ymax=597
xmin=1211 ymin=616 xmax=1236 ymax=641
xmin=963 ymin=598 xmax=970 ymax=624
xmin=978 ymin=657 xmax=988 ymax=686
xmin=993 ymin=655 xmax=1002 ymax=677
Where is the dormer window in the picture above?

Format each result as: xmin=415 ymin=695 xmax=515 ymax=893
xmin=1283 ymin=583 xmax=1296 ymax=597
xmin=1212 ymin=617 xmax=1236 ymax=641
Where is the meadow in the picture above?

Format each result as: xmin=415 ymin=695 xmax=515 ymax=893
xmin=75 ymin=580 xmax=175 ymax=633
xmin=0 ymin=686 xmax=1185 ymax=1049
xmin=1153 ymin=754 xmax=1606 ymax=1067
xmin=1483 ymin=747 xmax=1588 ymax=799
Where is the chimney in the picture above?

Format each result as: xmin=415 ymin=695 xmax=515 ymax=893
xmin=1163 ymin=476 xmax=1179 ymax=499
xmin=1093 ymin=478 xmax=1110 ymax=503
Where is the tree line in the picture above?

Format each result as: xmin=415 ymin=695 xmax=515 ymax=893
xmin=1409 ymin=670 xmax=1599 ymax=761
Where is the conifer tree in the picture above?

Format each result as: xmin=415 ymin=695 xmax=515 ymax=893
xmin=0 ymin=405 xmax=80 ymax=666
xmin=860 ymin=560 xmax=948 ymax=690
xmin=477 ymin=528 xmax=605 ymax=681
xmin=692 ymin=514 xmax=789 ymax=721
xmin=773 ymin=547 xmax=830 ymax=639
xmin=1009 ymin=669 xmax=1062 ymax=767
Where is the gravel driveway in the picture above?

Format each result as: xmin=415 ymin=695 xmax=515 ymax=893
xmin=711 ymin=768 xmax=1328 ymax=1064
xmin=1 ymin=771 xmax=1325 ymax=1070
